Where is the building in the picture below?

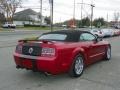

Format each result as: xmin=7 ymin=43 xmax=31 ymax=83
xmin=13 ymin=9 xmax=46 ymax=26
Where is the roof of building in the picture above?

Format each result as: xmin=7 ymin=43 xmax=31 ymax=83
xmin=13 ymin=9 xmax=40 ymax=21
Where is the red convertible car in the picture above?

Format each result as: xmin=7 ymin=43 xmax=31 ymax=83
xmin=14 ymin=30 xmax=111 ymax=77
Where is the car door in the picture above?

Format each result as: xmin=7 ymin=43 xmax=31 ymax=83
xmin=79 ymin=33 xmax=105 ymax=64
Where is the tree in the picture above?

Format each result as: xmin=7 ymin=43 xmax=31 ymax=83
xmin=93 ymin=18 xmax=106 ymax=28
xmin=0 ymin=13 xmax=6 ymax=24
xmin=0 ymin=0 xmax=22 ymax=23
xmin=78 ymin=17 xmax=90 ymax=27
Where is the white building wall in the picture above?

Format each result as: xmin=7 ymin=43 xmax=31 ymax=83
xmin=13 ymin=21 xmax=33 ymax=26
xmin=13 ymin=16 xmax=47 ymax=26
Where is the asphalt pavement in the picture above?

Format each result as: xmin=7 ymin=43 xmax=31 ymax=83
xmin=0 ymin=30 xmax=48 ymax=47
xmin=0 ymin=31 xmax=120 ymax=90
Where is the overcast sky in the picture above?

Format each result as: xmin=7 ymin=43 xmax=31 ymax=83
xmin=17 ymin=0 xmax=120 ymax=23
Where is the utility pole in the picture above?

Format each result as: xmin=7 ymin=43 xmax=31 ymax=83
xmin=73 ymin=0 xmax=75 ymax=19
xmin=107 ymin=13 xmax=109 ymax=27
xmin=77 ymin=2 xmax=95 ymax=29
xmin=81 ymin=0 xmax=83 ymax=27
xmin=90 ymin=4 xmax=95 ymax=29
xmin=49 ymin=0 xmax=53 ymax=32
xmin=73 ymin=0 xmax=76 ymax=29
xmin=40 ymin=0 xmax=42 ymax=26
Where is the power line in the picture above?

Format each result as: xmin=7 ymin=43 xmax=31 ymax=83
xmin=17 ymin=6 xmax=73 ymax=17
xmin=77 ymin=2 xmax=95 ymax=29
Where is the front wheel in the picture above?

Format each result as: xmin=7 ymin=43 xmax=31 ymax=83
xmin=105 ymin=46 xmax=111 ymax=60
xmin=69 ymin=54 xmax=84 ymax=77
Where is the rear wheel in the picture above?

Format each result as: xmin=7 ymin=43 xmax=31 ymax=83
xmin=69 ymin=54 xmax=84 ymax=77
xmin=105 ymin=46 xmax=111 ymax=60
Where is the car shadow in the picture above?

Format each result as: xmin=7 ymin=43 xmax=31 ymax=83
xmin=18 ymin=59 xmax=108 ymax=82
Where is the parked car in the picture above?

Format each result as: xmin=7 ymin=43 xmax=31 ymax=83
xmin=113 ymin=29 xmax=120 ymax=36
xmin=10 ymin=24 xmax=16 ymax=28
xmin=101 ymin=29 xmax=114 ymax=37
xmin=90 ymin=29 xmax=105 ymax=37
xmin=14 ymin=30 xmax=111 ymax=77
xmin=2 ymin=24 xmax=16 ymax=28
xmin=114 ymin=25 xmax=120 ymax=29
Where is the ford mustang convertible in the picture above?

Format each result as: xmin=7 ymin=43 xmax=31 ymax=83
xmin=14 ymin=30 xmax=111 ymax=77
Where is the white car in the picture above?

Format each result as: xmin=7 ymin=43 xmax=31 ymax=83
xmin=90 ymin=29 xmax=105 ymax=37
xmin=2 ymin=24 xmax=16 ymax=28
xmin=113 ymin=29 xmax=120 ymax=36
xmin=101 ymin=29 xmax=114 ymax=37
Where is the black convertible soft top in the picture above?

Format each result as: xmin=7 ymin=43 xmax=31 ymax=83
xmin=42 ymin=30 xmax=90 ymax=42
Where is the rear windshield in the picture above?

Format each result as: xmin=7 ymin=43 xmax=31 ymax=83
xmin=38 ymin=34 xmax=67 ymax=41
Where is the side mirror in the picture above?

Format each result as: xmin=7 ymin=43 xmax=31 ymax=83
xmin=96 ymin=37 xmax=103 ymax=42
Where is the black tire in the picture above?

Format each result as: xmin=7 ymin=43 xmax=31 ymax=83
xmin=105 ymin=46 xmax=111 ymax=60
xmin=69 ymin=54 xmax=84 ymax=77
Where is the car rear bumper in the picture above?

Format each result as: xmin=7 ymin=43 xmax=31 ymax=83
xmin=14 ymin=53 xmax=65 ymax=75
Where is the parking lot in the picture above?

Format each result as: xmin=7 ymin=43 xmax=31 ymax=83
xmin=0 ymin=30 xmax=120 ymax=90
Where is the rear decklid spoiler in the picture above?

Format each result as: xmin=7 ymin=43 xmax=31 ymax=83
xmin=18 ymin=39 xmax=54 ymax=44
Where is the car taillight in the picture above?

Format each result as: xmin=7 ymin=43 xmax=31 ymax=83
xmin=41 ymin=48 xmax=55 ymax=57
xmin=16 ymin=45 xmax=22 ymax=53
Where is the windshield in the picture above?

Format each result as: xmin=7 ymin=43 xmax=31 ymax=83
xmin=38 ymin=34 xmax=67 ymax=41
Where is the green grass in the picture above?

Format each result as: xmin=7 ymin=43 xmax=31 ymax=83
xmin=17 ymin=26 xmax=64 ymax=31
xmin=17 ymin=26 xmax=50 ymax=30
